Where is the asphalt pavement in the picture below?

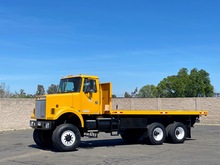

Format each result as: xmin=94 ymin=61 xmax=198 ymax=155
xmin=0 ymin=125 xmax=220 ymax=165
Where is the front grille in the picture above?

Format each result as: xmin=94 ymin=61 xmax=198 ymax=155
xmin=35 ymin=99 xmax=46 ymax=118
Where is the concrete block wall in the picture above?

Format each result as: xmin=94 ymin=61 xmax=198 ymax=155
xmin=0 ymin=98 xmax=34 ymax=131
xmin=0 ymin=98 xmax=219 ymax=131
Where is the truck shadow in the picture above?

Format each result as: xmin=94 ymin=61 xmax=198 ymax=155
xmin=80 ymin=138 xmax=133 ymax=149
xmin=29 ymin=138 xmax=138 ymax=152
xmin=79 ymin=138 xmax=197 ymax=149
xmin=29 ymin=138 xmax=196 ymax=152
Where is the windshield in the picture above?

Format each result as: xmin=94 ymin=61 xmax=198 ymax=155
xmin=58 ymin=77 xmax=82 ymax=93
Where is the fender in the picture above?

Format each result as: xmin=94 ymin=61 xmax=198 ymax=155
xmin=54 ymin=107 xmax=84 ymax=127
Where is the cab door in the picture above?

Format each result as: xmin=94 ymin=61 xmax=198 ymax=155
xmin=81 ymin=78 xmax=100 ymax=114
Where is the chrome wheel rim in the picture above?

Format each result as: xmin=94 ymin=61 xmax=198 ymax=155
xmin=61 ymin=130 xmax=76 ymax=146
xmin=175 ymin=127 xmax=185 ymax=140
xmin=153 ymin=128 xmax=164 ymax=141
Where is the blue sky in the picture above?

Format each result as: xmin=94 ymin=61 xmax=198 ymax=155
xmin=0 ymin=0 xmax=220 ymax=96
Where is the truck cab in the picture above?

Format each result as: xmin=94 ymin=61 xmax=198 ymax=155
xmin=31 ymin=74 xmax=111 ymax=119
xmin=30 ymin=74 xmax=113 ymax=151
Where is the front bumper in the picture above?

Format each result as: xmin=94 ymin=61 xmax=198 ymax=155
xmin=30 ymin=120 xmax=55 ymax=130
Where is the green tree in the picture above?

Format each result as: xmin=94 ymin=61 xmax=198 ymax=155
xmin=19 ymin=89 xmax=26 ymax=98
xmin=11 ymin=89 xmax=34 ymax=98
xmin=157 ymin=68 xmax=189 ymax=97
xmin=18 ymin=89 xmax=33 ymax=98
xmin=176 ymin=68 xmax=189 ymax=97
xmin=36 ymin=85 xmax=45 ymax=95
xmin=157 ymin=68 xmax=214 ymax=98
xmin=124 ymin=92 xmax=131 ymax=98
xmin=138 ymin=85 xmax=158 ymax=98
xmin=0 ymin=82 xmax=11 ymax=98
xmin=188 ymin=68 xmax=214 ymax=97
xmin=124 ymin=87 xmax=138 ymax=98
xmin=112 ymin=94 xmax=117 ymax=98
xmin=47 ymin=84 xmax=57 ymax=94
xmin=0 ymin=83 xmax=5 ymax=98
xmin=131 ymin=87 xmax=138 ymax=97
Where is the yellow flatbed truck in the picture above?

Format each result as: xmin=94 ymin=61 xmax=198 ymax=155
xmin=30 ymin=74 xmax=208 ymax=152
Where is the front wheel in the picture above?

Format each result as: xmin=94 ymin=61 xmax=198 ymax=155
xmin=52 ymin=124 xmax=81 ymax=152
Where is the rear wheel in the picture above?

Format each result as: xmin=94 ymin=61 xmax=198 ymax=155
xmin=146 ymin=123 xmax=166 ymax=145
xmin=165 ymin=124 xmax=172 ymax=142
xmin=52 ymin=124 xmax=81 ymax=152
xmin=167 ymin=122 xmax=187 ymax=143
xmin=33 ymin=129 xmax=52 ymax=148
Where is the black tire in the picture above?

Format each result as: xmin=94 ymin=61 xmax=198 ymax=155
xmin=165 ymin=124 xmax=172 ymax=142
xmin=120 ymin=129 xmax=145 ymax=143
xmin=52 ymin=124 xmax=81 ymax=152
xmin=33 ymin=129 xmax=52 ymax=148
xmin=168 ymin=122 xmax=187 ymax=144
xmin=146 ymin=123 xmax=166 ymax=145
